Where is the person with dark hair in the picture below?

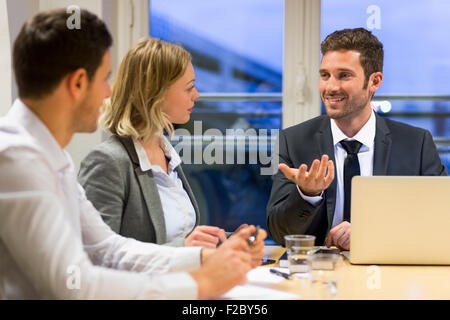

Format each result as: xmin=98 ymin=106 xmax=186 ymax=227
xmin=0 ymin=8 xmax=266 ymax=300
xmin=320 ymin=28 xmax=384 ymax=91
xmin=13 ymin=8 xmax=113 ymax=99
xmin=267 ymin=28 xmax=446 ymax=250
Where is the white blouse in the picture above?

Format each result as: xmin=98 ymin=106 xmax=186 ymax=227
xmin=132 ymin=136 xmax=196 ymax=243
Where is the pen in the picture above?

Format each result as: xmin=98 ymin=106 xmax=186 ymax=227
xmin=270 ymin=268 xmax=292 ymax=280
xmin=248 ymin=225 xmax=260 ymax=247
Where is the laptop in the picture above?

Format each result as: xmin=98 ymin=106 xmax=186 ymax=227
xmin=349 ymin=176 xmax=450 ymax=265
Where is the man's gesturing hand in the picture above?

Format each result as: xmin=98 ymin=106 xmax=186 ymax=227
xmin=278 ymin=154 xmax=335 ymax=196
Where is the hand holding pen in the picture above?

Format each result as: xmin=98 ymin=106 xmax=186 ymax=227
xmin=215 ymin=225 xmax=267 ymax=268
xmin=248 ymin=225 xmax=260 ymax=246
xmin=246 ymin=225 xmax=267 ymax=267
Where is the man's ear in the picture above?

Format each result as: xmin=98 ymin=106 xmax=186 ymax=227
xmin=66 ymin=68 xmax=88 ymax=101
xmin=369 ymin=72 xmax=383 ymax=94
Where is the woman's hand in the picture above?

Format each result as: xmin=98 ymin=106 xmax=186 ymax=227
xmin=184 ymin=225 xmax=227 ymax=248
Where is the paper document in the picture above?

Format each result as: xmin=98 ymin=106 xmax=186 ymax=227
xmin=220 ymin=267 xmax=300 ymax=300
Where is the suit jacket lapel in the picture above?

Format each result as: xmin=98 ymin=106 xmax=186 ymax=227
xmin=117 ymin=136 xmax=167 ymax=244
xmin=176 ymin=166 xmax=200 ymax=226
xmin=317 ymin=117 xmax=337 ymax=229
xmin=134 ymin=168 xmax=167 ymax=244
xmin=373 ymin=115 xmax=392 ymax=176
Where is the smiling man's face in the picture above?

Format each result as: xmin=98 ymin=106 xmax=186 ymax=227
xmin=319 ymin=50 xmax=372 ymax=121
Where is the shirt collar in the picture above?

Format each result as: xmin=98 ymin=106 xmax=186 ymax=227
xmin=7 ymin=99 xmax=71 ymax=172
xmin=132 ymin=135 xmax=181 ymax=173
xmin=330 ymin=109 xmax=376 ymax=150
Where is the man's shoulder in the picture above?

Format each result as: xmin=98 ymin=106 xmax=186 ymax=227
xmin=0 ymin=121 xmax=55 ymax=189
xmin=379 ymin=116 xmax=429 ymax=136
xmin=0 ymin=120 xmax=41 ymax=156
xmin=282 ymin=115 xmax=329 ymax=138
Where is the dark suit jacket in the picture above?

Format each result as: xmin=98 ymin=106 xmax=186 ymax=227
xmin=78 ymin=135 xmax=200 ymax=247
xmin=267 ymin=114 xmax=447 ymax=246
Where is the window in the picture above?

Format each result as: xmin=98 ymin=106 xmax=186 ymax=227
xmin=150 ymin=0 xmax=283 ymax=233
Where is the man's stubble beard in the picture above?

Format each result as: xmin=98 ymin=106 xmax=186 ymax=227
xmin=324 ymin=85 xmax=371 ymax=121
xmin=72 ymin=94 xmax=100 ymax=134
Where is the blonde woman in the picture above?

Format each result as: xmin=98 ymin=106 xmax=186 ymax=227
xmin=78 ymin=38 xmax=233 ymax=248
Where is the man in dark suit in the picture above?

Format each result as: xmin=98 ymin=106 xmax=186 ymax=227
xmin=267 ymin=28 xmax=447 ymax=250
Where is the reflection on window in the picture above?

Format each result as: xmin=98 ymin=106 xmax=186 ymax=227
xmin=185 ymin=46 xmax=221 ymax=74
xmin=150 ymin=0 xmax=283 ymax=93
xmin=182 ymin=164 xmax=274 ymax=231
xmin=179 ymin=101 xmax=281 ymax=134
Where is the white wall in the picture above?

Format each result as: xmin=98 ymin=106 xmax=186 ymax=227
xmin=0 ymin=0 xmax=12 ymax=115
xmin=283 ymin=0 xmax=321 ymax=128
xmin=38 ymin=0 xmax=101 ymax=13
xmin=6 ymin=0 xmax=40 ymax=105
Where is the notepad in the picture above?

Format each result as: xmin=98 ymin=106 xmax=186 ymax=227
xmin=220 ymin=267 xmax=301 ymax=300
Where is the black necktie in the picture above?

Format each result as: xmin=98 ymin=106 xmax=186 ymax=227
xmin=340 ymin=140 xmax=363 ymax=222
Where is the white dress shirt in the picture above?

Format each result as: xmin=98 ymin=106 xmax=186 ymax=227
xmin=298 ymin=110 xmax=376 ymax=228
xmin=0 ymin=99 xmax=201 ymax=299
xmin=132 ymin=136 xmax=196 ymax=243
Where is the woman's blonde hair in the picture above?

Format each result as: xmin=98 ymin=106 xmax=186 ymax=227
xmin=100 ymin=38 xmax=191 ymax=140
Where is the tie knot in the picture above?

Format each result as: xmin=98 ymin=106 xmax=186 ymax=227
xmin=340 ymin=140 xmax=362 ymax=155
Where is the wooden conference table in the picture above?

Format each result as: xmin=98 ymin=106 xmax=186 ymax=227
xmin=262 ymin=246 xmax=450 ymax=299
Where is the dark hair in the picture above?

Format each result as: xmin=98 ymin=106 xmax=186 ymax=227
xmin=321 ymin=28 xmax=383 ymax=86
xmin=13 ymin=8 xmax=113 ymax=99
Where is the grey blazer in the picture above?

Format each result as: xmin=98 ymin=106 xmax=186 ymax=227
xmin=78 ymin=135 xmax=200 ymax=247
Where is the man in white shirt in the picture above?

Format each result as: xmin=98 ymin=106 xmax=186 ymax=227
xmin=267 ymin=28 xmax=446 ymax=250
xmin=0 ymin=8 xmax=266 ymax=299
